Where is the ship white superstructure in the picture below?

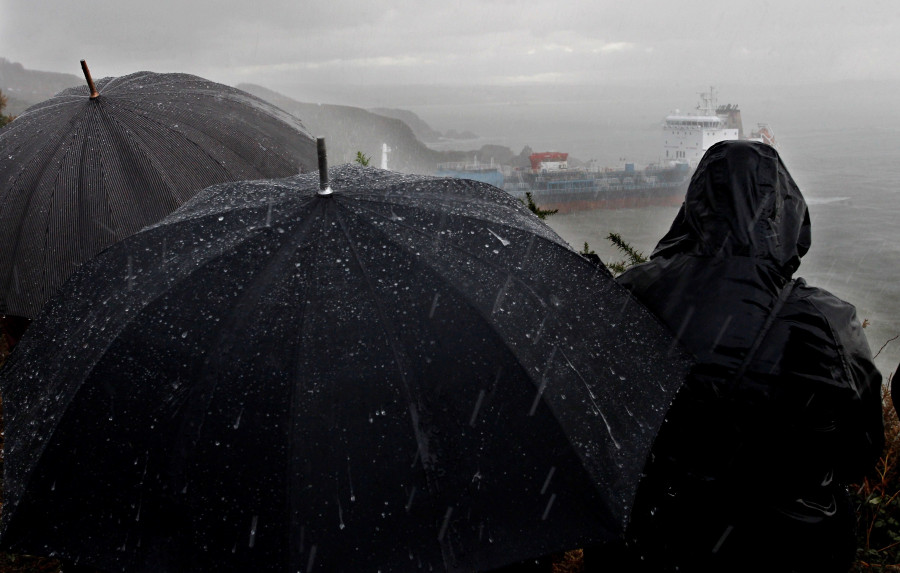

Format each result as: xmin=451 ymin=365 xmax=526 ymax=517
xmin=662 ymin=87 xmax=740 ymax=167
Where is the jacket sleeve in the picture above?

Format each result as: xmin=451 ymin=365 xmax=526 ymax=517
xmin=795 ymin=283 xmax=885 ymax=480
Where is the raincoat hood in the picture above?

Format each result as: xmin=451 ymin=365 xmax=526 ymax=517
xmin=651 ymin=140 xmax=811 ymax=276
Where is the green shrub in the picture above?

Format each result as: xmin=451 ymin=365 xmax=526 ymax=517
xmin=852 ymin=380 xmax=900 ymax=571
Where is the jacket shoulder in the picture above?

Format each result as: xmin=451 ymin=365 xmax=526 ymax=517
xmin=786 ymin=278 xmax=868 ymax=346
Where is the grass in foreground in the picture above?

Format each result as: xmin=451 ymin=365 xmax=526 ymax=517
xmin=852 ymin=382 xmax=900 ymax=571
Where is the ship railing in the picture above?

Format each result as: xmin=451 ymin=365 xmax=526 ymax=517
xmin=532 ymin=179 xmax=686 ymax=195
xmin=436 ymin=161 xmax=505 ymax=172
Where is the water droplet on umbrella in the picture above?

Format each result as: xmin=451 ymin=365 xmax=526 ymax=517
xmin=347 ymin=458 xmax=356 ymax=502
xmin=541 ymin=493 xmax=557 ymax=520
xmin=249 ymin=515 xmax=259 ymax=548
xmin=712 ymin=525 xmax=734 ymax=553
xmin=405 ymin=487 xmax=417 ymax=512
xmin=437 ymin=507 xmax=453 ymax=541
xmin=469 ymin=389 xmax=486 ymax=427
xmin=487 ymin=228 xmax=510 ymax=247
xmin=540 ymin=466 xmax=556 ymax=495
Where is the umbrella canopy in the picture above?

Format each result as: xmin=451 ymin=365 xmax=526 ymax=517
xmin=0 ymin=165 xmax=690 ymax=572
xmin=0 ymin=64 xmax=318 ymax=318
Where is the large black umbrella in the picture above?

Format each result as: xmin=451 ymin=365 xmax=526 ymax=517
xmin=0 ymin=164 xmax=689 ymax=572
xmin=0 ymin=61 xmax=317 ymax=319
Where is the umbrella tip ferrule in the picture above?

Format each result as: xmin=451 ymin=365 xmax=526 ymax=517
xmin=316 ymin=137 xmax=332 ymax=197
xmin=80 ymin=59 xmax=100 ymax=99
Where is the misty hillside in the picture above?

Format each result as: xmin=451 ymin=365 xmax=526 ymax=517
xmin=0 ymin=57 xmax=524 ymax=175
xmin=368 ymin=108 xmax=444 ymax=143
xmin=239 ymin=82 xmax=448 ymax=173
xmin=368 ymin=108 xmax=478 ymax=144
xmin=0 ymin=58 xmax=81 ymax=115
xmin=238 ymin=83 xmax=522 ymax=174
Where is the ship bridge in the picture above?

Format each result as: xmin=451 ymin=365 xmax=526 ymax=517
xmin=662 ymin=89 xmax=739 ymax=167
xmin=664 ymin=114 xmax=725 ymax=128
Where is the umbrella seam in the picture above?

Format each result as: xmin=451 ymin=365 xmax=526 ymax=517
xmin=331 ymin=202 xmax=440 ymax=483
xmin=348 ymin=194 xmax=561 ymax=245
xmin=332 ymin=194 xmax=565 ymax=387
xmin=175 ymin=201 xmax=324 ymax=463
xmin=343 ymin=197 xmax=566 ymax=308
xmin=0 ymin=108 xmax=92 ymax=315
xmin=102 ymin=95 xmax=301 ymax=184
xmin=103 ymin=98 xmax=240 ymax=183
xmin=3 ymin=96 xmax=86 ymax=122
xmin=99 ymin=99 xmax=189 ymax=205
xmin=333 ymin=192 xmax=652 ymax=537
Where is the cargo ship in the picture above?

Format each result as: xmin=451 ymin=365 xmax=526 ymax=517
xmin=436 ymin=87 xmax=775 ymax=213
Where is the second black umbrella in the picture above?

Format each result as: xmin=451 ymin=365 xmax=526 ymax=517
xmin=0 ymin=62 xmax=317 ymax=318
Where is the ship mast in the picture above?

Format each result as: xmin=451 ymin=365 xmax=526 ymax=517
xmin=697 ymin=86 xmax=717 ymax=116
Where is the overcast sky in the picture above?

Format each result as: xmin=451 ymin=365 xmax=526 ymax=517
xmin=1 ymin=0 xmax=898 ymax=89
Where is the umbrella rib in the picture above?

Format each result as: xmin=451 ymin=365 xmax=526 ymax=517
xmin=95 ymin=70 xmax=157 ymax=94
xmin=332 ymin=196 xmax=636 ymax=530
xmin=348 ymin=193 xmax=567 ymax=250
xmin=181 ymin=204 xmax=323 ymax=453
xmin=159 ymin=183 xmax=314 ymax=228
xmin=344 ymin=198 xmax=563 ymax=308
xmin=333 ymin=195 xmax=639 ymax=445
xmin=102 ymin=99 xmax=239 ymax=183
xmin=5 ymin=95 xmax=88 ymax=122
xmin=105 ymin=95 xmax=301 ymax=183
xmin=335 ymin=197 xmax=585 ymax=406
xmin=2 ymin=110 xmax=96 ymax=315
xmin=52 ymin=74 xmax=302 ymax=183
xmin=343 ymin=176 xmax=546 ymax=221
xmin=331 ymin=205 xmax=439 ymax=478
xmin=98 ymin=100 xmax=187 ymax=205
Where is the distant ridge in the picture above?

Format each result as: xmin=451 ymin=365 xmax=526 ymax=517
xmin=0 ymin=58 xmax=81 ymax=115
xmin=368 ymin=107 xmax=445 ymax=143
xmin=238 ymin=83 xmax=518 ymax=174
xmin=0 ymin=59 xmax=521 ymax=175
xmin=368 ymin=108 xmax=478 ymax=144
xmin=238 ymin=82 xmax=445 ymax=173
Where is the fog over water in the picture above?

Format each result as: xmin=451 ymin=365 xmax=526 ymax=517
xmin=379 ymin=82 xmax=900 ymax=379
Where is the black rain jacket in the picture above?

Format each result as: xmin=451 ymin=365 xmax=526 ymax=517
xmin=617 ymin=140 xmax=884 ymax=572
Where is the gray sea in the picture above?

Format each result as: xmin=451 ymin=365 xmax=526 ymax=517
xmin=405 ymin=84 xmax=900 ymax=381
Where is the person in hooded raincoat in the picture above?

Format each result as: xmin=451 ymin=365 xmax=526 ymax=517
xmin=616 ymin=140 xmax=884 ymax=573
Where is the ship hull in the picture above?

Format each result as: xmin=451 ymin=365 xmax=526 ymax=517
xmin=516 ymin=188 xmax=686 ymax=213
xmin=504 ymin=167 xmax=691 ymax=213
